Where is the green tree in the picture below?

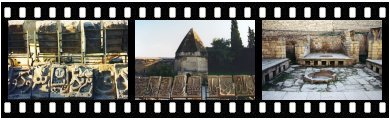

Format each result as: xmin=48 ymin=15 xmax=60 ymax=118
xmin=147 ymin=64 xmax=175 ymax=77
xmin=230 ymin=20 xmax=243 ymax=51
xmin=211 ymin=38 xmax=230 ymax=49
xmin=247 ymin=27 xmax=255 ymax=48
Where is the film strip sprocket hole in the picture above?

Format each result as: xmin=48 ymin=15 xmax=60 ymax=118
xmin=2 ymin=6 xmax=388 ymax=19
xmin=1 ymin=2 xmax=389 ymax=118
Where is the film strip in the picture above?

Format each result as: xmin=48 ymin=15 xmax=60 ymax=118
xmin=1 ymin=2 xmax=388 ymax=118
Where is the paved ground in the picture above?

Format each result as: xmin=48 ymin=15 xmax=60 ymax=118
xmin=262 ymin=91 xmax=382 ymax=100
xmin=262 ymin=65 xmax=382 ymax=100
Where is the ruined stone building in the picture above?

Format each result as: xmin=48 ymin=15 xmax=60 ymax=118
xmin=262 ymin=20 xmax=382 ymax=86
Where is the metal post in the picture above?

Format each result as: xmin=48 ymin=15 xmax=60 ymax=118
xmin=26 ymin=31 xmax=30 ymax=67
xmin=80 ymin=20 xmax=86 ymax=64
xmin=34 ymin=30 xmax=38 ymax=62
xmin=100 ymin=20 xmax=106 ymax=64
xmin=104 ymin=28 xmax=107 ymax=64
xmin=57 ymin=20 xmax=62 ymax=64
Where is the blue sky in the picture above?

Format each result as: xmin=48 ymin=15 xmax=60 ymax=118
xmin=135 ymin=20 xmax=255 ymax=57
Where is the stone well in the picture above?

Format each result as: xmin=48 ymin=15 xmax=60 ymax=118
xmin=303 ymin=69 xmax=336 ymax=84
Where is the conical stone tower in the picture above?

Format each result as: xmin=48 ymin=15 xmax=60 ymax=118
xmin=175 ymin=28 xmax=208 ymax=76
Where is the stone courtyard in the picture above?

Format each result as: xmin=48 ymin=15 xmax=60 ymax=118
xmin=261 ymin=20 xmax=383 ymax=100
xmin=262 ymin=65 xmax=382 ymax=100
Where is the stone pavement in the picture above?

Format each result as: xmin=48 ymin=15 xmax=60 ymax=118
xmin=262 ymin=66 xmax=382 ymax=100
xmin=262 ymin=91 xmax=382 ymax=100
xmin=264 ymin=67 xmax=382 ymax=92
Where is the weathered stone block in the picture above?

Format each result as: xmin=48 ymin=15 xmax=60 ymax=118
xmin=8 ymin=67 xmax=33 ymax=99
xmin=31 ymin=65 xmax=51 ymax=99
xmin=115 ymin=64 xmax=128 ymax=99
xmin=143 ymin=76 xmax=161 ymax=98
xmin=94 ymin=64 xmax=116 ymax=100
xmin=207 ymin=75 xmax=219 ymax=98
xmin=69 ymin=65 xmax=93 ymax=98
xmin=171 ymin=75 xmax=187 ymax=98
xmin=186 ymin=76 xmax=202 ymax=98
xmin=158 ymin=77 xmax=173 ymax=99
xmin=219 ymin=75 xmax=235 ymax=97
xmin=50 ymin=65 xmax=70 ymax=98
xmin=233 ymin=75 xmax=255 ymax=97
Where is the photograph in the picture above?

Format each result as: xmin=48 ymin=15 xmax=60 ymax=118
xmin=261 ymin=20 xmax=382 ymax=100
xmin=135 ymin=20 xmax=256 ymax=100
xmin=7 ymin=20 xmax=129 ymax=100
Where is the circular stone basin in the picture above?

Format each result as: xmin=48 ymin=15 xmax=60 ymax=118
xmin=304 ymin=70 xmax=336 ymax=84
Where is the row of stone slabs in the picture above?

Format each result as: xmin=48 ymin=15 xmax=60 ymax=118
xmin=262 ymin=59 xmax=289 ymax=71
xmin=8 ymin=64 xmax=128 ymax=100
xmin=135 ymin=75 xmax=255 ymax=100
xmin=262 ymin=91 xmax=382 ymax=100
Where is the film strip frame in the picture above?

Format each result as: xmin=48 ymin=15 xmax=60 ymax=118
xmin=1 ymin=2 xmax=389 ymax=118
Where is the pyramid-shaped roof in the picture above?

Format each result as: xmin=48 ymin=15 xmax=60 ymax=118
xmin=175 ymin=28 xmax=207 ymax=55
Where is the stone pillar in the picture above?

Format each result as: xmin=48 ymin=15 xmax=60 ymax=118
xmin=295 ymin=35 xmax=310 ymax=65
xmin=368 ymin=28 xmax=382 ymax=60
xmin=343 ymin=30 xmax=359 ymax=64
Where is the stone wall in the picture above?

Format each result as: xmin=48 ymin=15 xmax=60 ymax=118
xmin=262 ymin=36 xmax=286 ymax=59
xmin=262 ymin=20 xmax=382 ymax=32
xmin=175 ymin=56 xmax=208 ymax=75
xmin=310 ymin=36 xmax=343 ymax=53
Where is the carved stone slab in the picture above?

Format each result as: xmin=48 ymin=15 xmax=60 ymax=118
xmin=68 ymin=65 xmax=93 ymax=98
xmin=143 ymin=76 xmax=161 ymax=98
xmin=186 ymin=76 xmax=202 ymax=98
xmin=219 ymin=75 xmax=235 ymax=97
xmin=171 ymin=75 xmax=186 ymax=98
xmin=157 ymin=77 xmax=173 ymax=99
xmin=50 ymin=65 xmax=70 ymax=98
xmin=135 ymin=77 xmax=148 ymax=98
xmin=31 ymin=65 xmax=51 ymax=99
xmin=94 ymin=64 xmax=116 ymax=100
xmin=233 ymin=75 xmax=255 ymax=97
xmin=115 ymin=64 xmax=128 ymax=99
xmin=207 ymin=75 xmax=219 ymax=98
xmin=8 ymin=67 xmax=33 ymax=99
